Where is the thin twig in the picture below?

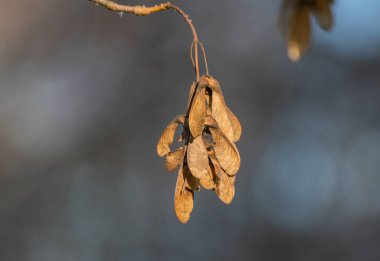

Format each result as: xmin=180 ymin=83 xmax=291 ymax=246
xmin=89 ymin=0 xmax=203 ymax=80
xmin=198 ymin=41 xmax=209 ymax=76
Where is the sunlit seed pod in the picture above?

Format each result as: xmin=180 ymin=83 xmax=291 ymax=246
xmin=209 ymin=126 xmax=240 ymax=176
xmin=214 ymin=167 xmax=235 ymax=205
xmin=198 ymin=164 xmax=215 ymax=190
xmin=187 ymin=135 xmax=209 ymax=180
xmin=174 ymin=162 xmax=194 ymax=223
xmin=157 ymin=114 xmax=185 ymax=157
xmin=185 ymin=165 xmax=201 ymax=191
xmin=165 ymin=146 xmax=186 ymax=172
xmin=188 ymin=86 xmax=206 ymax=137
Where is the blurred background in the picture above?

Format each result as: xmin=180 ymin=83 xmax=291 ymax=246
xmin=1 ymin=0 xmax=380 ymax=260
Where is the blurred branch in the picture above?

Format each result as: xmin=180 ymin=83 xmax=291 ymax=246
xmin=89 ymin=0 xmax=205 ymax=80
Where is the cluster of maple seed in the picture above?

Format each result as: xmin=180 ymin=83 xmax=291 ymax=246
xmin=279 ymin=0 xmax=334 ymax=61
xmin=157 ymin=75 xmax=241 ymax=223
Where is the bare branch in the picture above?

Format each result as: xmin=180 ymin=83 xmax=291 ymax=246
xmin=89 ymin=0 xmax=202 ymax=80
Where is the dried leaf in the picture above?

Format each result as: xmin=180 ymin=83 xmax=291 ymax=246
xmin=174 ymin=163 xmax=194 ymax=223
xmin=214 ymin=167 xmax=235 ymax=204
xmin=165 ymin=146 xmax=186 ymax=172
xmin=187 ymin=135 xmax=209 ymax=179
xmin=157 ymin=114 xmax=185 ymax=157
xmin=188 ymin=86 xmax=206 ymax=137
xmin=311 ymin=0 xmax=333 ymax=31
xmin=209 ymin=127 xmax=240 ymax=176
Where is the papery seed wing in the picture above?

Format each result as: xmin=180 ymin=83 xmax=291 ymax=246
xmin=187 ymin=81 xmax=197 ymax=110
xmin=311 ymin=0 xmax=333 ymax=31
xmin=157 ymin=114 xmax=185 ymax=157
xmin=227 ymin=107 xmax=242 ymax=142
xmin=204 ymin=115 xmax=218 ymax=128
xmin=184 ymin=164 xmax=201 ymax=191
xmin=199 ymin=164 xmax=215 ymax=190
xmin=211 ymin=91 xmax=235 ymax=142
xmin=187 ymin=135 xmax=209 ymax=179
xmin=188 ymin=87 xmax=206 ymax=137
xmin=165 ymin=146 xmax=186 ymax=172
xmin=207 ymin=148 xmax=222 ymax=180
xmin=214 ymin=167 xmax=235 ymax=204
xmin=228 ymin=174 xmax=236 ymax=185
xmin=207 ymin=78 xmax=238 ymax=142
xmin=209 ymin=127 xmax=241 ymax=176
xmin=174 ymin=162 xmax=194 ymax=223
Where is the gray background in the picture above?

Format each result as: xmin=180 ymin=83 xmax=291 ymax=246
xmin=1 ymin=0 xmax=380 ymax=260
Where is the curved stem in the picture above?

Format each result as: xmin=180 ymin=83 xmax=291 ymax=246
xmin=169 ymin=4 xmax=200 ymax=80
xmin=89 ymin=0 xmax=202 ymax=80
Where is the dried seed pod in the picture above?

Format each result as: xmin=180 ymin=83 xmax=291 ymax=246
xmin=185 ymin=164 xmax=201 ymax=191
xmin=209 ymin=84 xmax=235 ymax=142
xmin=204 ymin=77 xmax=241 ymax=142
xmin=174 ymin=162 xmax=194 ymax=224
xmin=198 ymin=164 xmax=215 ymax=190
xmin=187 ymin=135 xmax=209 ymax=180
xmin=165 ymin=146 xmax=186 ymax=172
xmin=214 ymin=167 xmax=235 ymax=204
xmin=208 ymin=150 xmax=223 ymax=180
xmin=188 ymin=86 xmax=206 ymax=137
xmin=158 ymin=76 xmax=242 ymax=223
xmin=209 ymin=126 xmax=241 ymax=176
xmin=157 ymin=114 xmax=185 ymax=157
xmin=227 ymin=107 xmax=242 ymax=142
